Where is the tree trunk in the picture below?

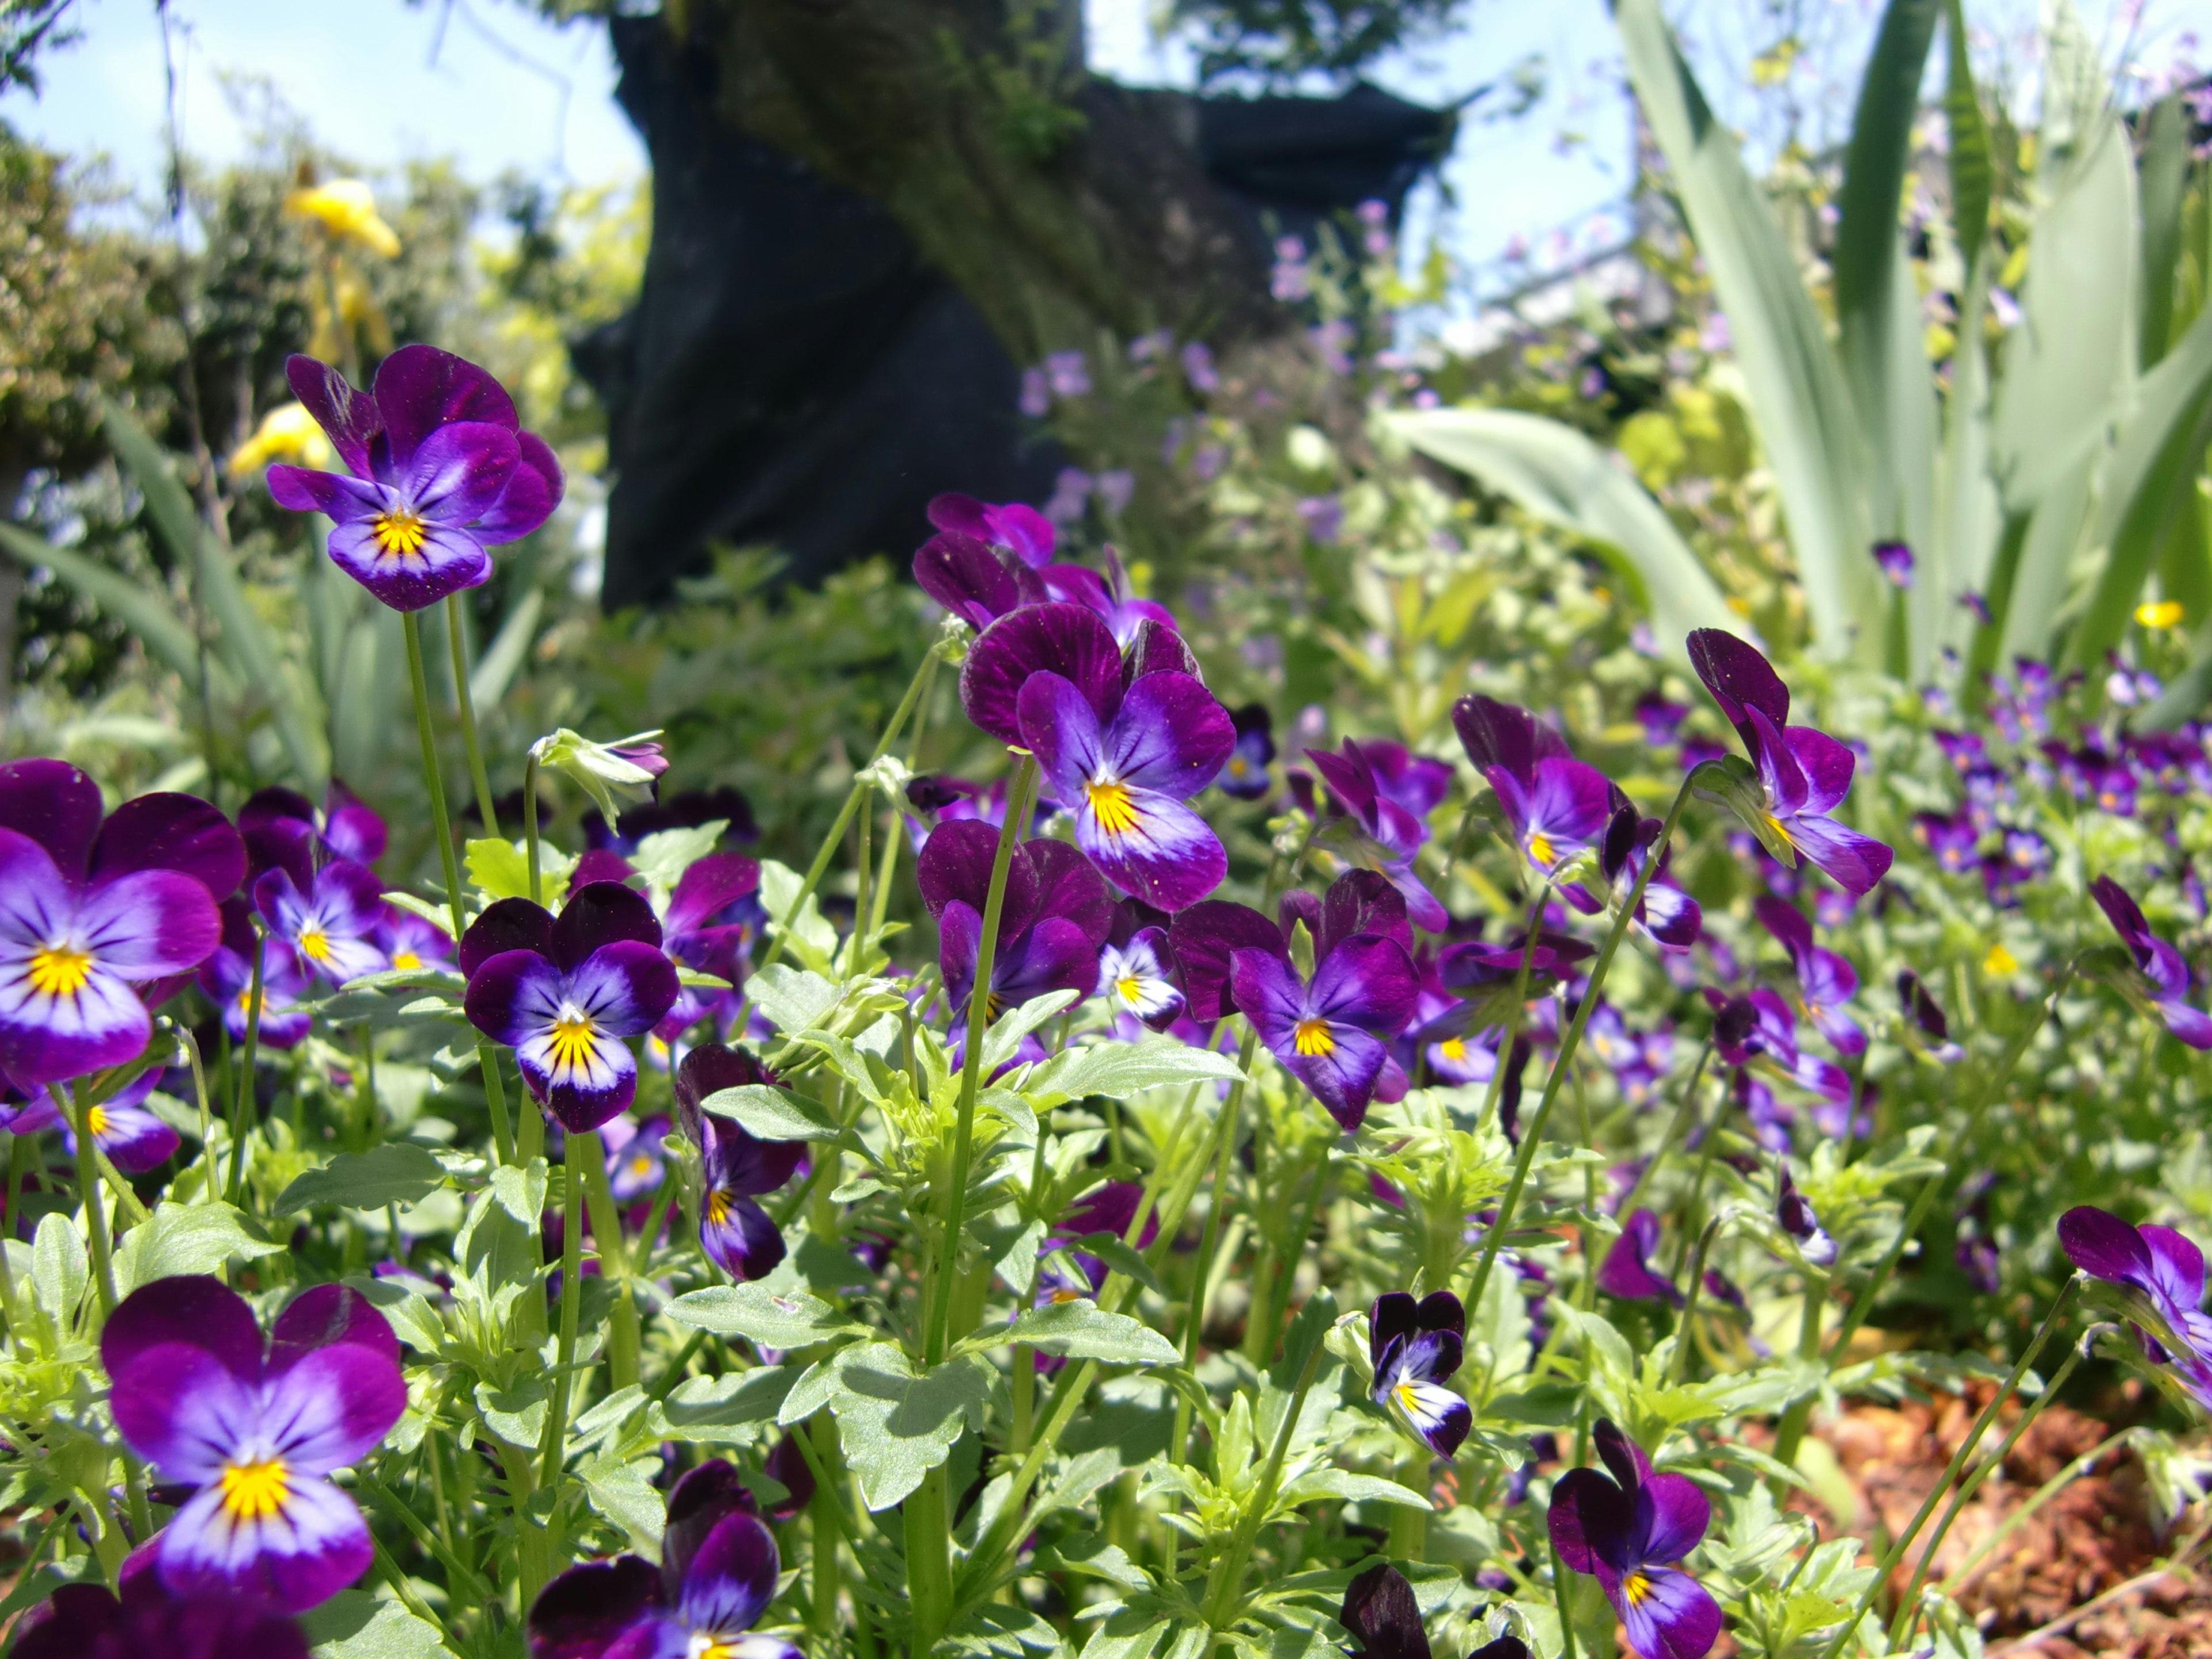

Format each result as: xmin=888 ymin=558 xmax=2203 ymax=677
xmin=687 ymin=0 xmax=1283 ymax=363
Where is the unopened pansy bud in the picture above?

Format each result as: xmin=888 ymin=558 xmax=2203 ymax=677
xmin=530 ymin=729 xmax=669 ymax=828
xmin=1776 ymin=1168 xmax=1837 ymax=1267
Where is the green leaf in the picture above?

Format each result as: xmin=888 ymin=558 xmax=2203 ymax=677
xmin=301 ymin=1589 xmax=456 ymax=1659
xmin=745 ymin=963 xmax=841 ymax=1037
xmin=0 ymin=521 xmax=211 ymax=682
xmin=113 ymin=1200 xmax=281 ymax=1292
xmin=1944 ymin=0 xmax=1994 ymax=274
xmin=476 ymin=1378 xmax=548 ymax=1447
xmin=1615 ymin=0 xmax=1879 ymax=660
xmin=813 ymin=1343 xmax=989 ymax=1510
xmin=579 ymin=1452 xmax=669 ymax=1554
xmin=664 ymin=1282 xmax=866 ymax=1349
xmin=1277 ymin=1467 xmax=1428 ymax=1510
xmin=1006 ymin=1298 xmax=1181 ymax=1365
xmin=1384 ymin=407 xmax=1740 ymax=663
xmin=29 ymin=1212 xmax=85 ymax=1332
xmin=1025 ymin=1036 xmax=1244 ymax=1108
xmin=276 ymin=1143 xmax=450 ymax=1215
xmin=697 ymin=1083 xmax=841 ymax=1142
xmin=758 ymin=859 xmax=839 ymax=972
xmin=464 ymin=838 xmax=576 ymax=905
xmin=664 ymin=1367 xmax=797 ymax=1437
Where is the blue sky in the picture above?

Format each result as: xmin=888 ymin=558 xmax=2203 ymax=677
xmin=2 ymin=0 xmax=2194 ymax=304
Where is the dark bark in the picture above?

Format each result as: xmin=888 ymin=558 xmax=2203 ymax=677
xmin=689 ymin=0 xmax=1285 ymax=362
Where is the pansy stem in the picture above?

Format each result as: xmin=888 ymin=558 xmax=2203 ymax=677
xmin=1771 ymin=1266 xmax=1832 ymax=1477
xmin=905 ymin=1464 xmax=956 ymax=1652
xmin=576 ymin=1133 xmax=640 ymax=1390
xmin=1671 ymin=1214 xmax=1727 ymax=1385
xmin=925 ymin=751 xmax=1041 ymax=1366
xmin=443 ymin=592 xmax=499 ymax=836
xmin=523 ymin=754 xmax=541 ymax=905
xmin=62 ymin=1085 xmax=118 ymax=1318
xmin=228 ymin=922 xmax=267 ymax=1207
xmin=1199 ymin=1308 xmax=1334 ymax=1630
xmin=1615 ymin=1036 xmax=1715 ymax=1226
xmin=1173 ymin=1027 xmax=1260 ymax=1461
xmin=1463 ymin=775 xmax=1698 ymax=1325
xmin=1819 ymin=1278 xmax=2077 ymax=1659
xmin=539 ymin=1131 xmax=588 ymax=1487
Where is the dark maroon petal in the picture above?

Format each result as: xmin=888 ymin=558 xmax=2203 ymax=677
xmin=552 ymin=881 xmax=664 ymax=972
xmin=237 ymin=787 xmax=316 ymax=835
xmin=1054 ymin=1180 xmax=1155 ymax=1248
xmin=569 ymin=850 xmax=636 ymax=894
xmin=1638 ymin=1469 xmax=1711 ymax=1563
xmin=267 ymin=1283 xmax=400 ymax=1377
xmin=1596 ymin=1214 xmax=1681 ymax=1306
xmin=2059 ymin=1205 xmax=2153 ymax=1287
xmin=700 ymin=1190 xmax=786 ymax=1282
xmin=1340 ymin=1562 xmax=1431 ymax=1659
xmin=1305 ymin=743 xmax=1378 ymax=822
xmin=2091 ymin=876 xmax=2154 ymax=959
xmin=1320 ymin=870 xmax=1411 ymax=959
xmin=926 ymin=492 xmax=991 ymax=538
xmin=663 ymin=1459 xmax=757 ymax=1597
xmin=1123 ymin=617 xmax=1199 ymax=683
xmin=286 ymin=354 xmax=383 ymax=479
xmin=1171 ymin=900 xmax=1286 ymax=1023
xmin=1024 ymin=838 xmax=1115 ymax=949
xmin=1000 ymin=915 xmax=1104 ymax=1006
xmin=674 ymin=1043 xmax=777 ymax=1124
xmin=1467 ymin=1639 xmax=1529 ymax=1659
xmin=103 ymin=1274 xmax=263 ymax=1382
xmin=763 ymin=1432 xmax=816 ymax=1519
xmin=704 ymin=1112 xmax=807 ymax=1197
xmin=321 ymin=781 xmax=387 ymax=866
xmin=13 ymin=1583 xmax=124 ymax=1659
xmin=665 ymin=854 xmax=761 ymax=936
xmin=1785 ymin=726 xmax=1858 ymax=816
xmin=915 ymin=531 xmax=1030 ymax=631
xmin=1686 ymin=628 xmax=1789 ymax=744
xmin=960 ymin=603 xmax=1123 ymax=745
xmin=1550 ymin=1466 xmax=1630 ymax=1575
xmin=528 ymin=1555 xmax=665 ymax=1659
xmin=370 ymin=344 xmax=519 ymax=475
xmin=1413 ymin=1288 xmax=1464 ymax=1339
xmin=1369 ymin=1290 xmax=1419 ymax=1368
xmin=90 ymin=793 xmax=247 ymax=901
xmin=916 ymin=820 xmax=1044 ymax=941
xmin=1753 ymin=894 xmax=1812 ymax=963
xmin=1593 ymin=1418 xmax=1654 ymax=1493
xmin=1450 ymin=695 xmax=1567 ymax=781
xmin=475 ymin=429 xmax=564 ymax=544
xmin=1278 ymin=888 xmax=1321 ymax=944
xmin=461 ymin=898 xmax=555 ymax=978
xmin=673 ymin=1506 xmax=779 ymax=1637
xmin=0 ymin=757 xmax=102 ymax=878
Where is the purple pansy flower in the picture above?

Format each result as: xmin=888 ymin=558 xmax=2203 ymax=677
xmin=0 ymin=760 xmax=238 ymax=1090
xmin=1895 ymin=971 xmax=1964 ymax=1064
xmin=1019 ymin=668 xmax=1232 ymax=912
xmin=1369 ymin=1290 xmax=1471 ymax=1458
xmin=1453 ymin=695 xmax=1614 ymax=895
xmin=527 ymin=1460 xmax=798 ymax=1659
xmin=237 ymin=783 xmax=387 ymax=874
xmin=1304 ymin=739 xmax=1449 ymax=931
xmin=917 ymin=821 xmax=1113 ymax=1024
xmin=1219 ymin=703 xmax=1276 ymax=800
xmin=15 ymin=1566 xmax=309 ymax=1659
xmin=960 ymin=601 xmax=1125 ymax=745
xmin=1873 ymin=539 xmax=1914 ymax=587
xmin=266 ymin=346 xmax=562 ymax=612
xmin=1686 ymin=630 xmax=1894 ymax=896
xmin=660 ymin=853 xmax=763 ymax=985
xmin=673 ymin=1046 xmax=805 ymax=1281
xmin=461 ymin=883 xmax=683 ymax=1132
xmin=1755 ymin=896 xmax=1863 ymax=1056
xmin=1 ymin=1066 xmax=179 ymax=1173
xmin=1225 ymin=874 xmax=1419 ymax=1130
xmin=604 ymin=1113 xmax=672 ymax=1202
xmin=102 ymin=1276 xmax=406 ymax=1612
xmin=252 ymin=859 xmax=388 ymax=988
xmin=374 ymin=906 xmax=453 ymax=975
xmin=2090 ymin=876 xmax=2212 ymax=1048
xmin=913 ymin=529 xmax=1047 ymax=631
xmin=1098 ymin=916 xmax=1185 ymax=1031
xmin=1601 ymin=803 xmax=1701 ymax=951
xmin=1777 ymin=1169 xmax=1837 ymax=1267
xmin=1597 ymin=1210 xmax=1683 ymax=1306
xmin=2059 ymin=1206 xmax=2212 ymax=1412
xmin=1044 ymin=547 xmax=1180 ymax=649
xmin=198 ymin=902 xmax=313 ymax=1051
xmin=1340 ymin=1562 xmax=1527 ymax=1659
xmin=927 ymin=491 xmax=1055 ymax=569
xmin=1549 ymin=1421 xmax=1724 ymax=1659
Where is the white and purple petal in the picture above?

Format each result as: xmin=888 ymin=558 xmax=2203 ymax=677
xmin=324 ymin=516 xmax=491 ymax=613
xmin=1073 ymin=788 xmax=1227 ymax=914
xmin=157 ymin=1467 xmax=374 ymax=1613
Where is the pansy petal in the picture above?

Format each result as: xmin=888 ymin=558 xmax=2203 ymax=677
xmin=1024 ymin=839 xmax=1114 ymax=947
xmin=1744 ymin=707 xmax=1809 ymax=816
xmin=0 ymin=959 xmax=154 ymax=1086
xmin=523 ymin=1025 xmax=639 ymax=1132
xmin=1614 ymin=1565 xmax=1722 ymax=1659
xmin=2062 ymin=1206 xmax=2153 ymax=1289
xmin=1017 ymin=672 xmax=1108 ymax=801
xmin=370 ymin=343 xmax=518 ymax=474
xmin=91 ymin=793 xmax=246 ymax=900
xmin=567 ymin=941 xmax=682 ymax=1037
xmin=1782 ymin=814 xmax=1893 ymax=897
xmin=961 ymin=602 xmax=1123 ymax=744
xmin=285 ymin=354 xmax=382 ymax=479
xmin=475 ymin=429 xmax=563 ymax=544
xmin=917 ymin=820 xmax=1042 ymax=933
xmin=998 ymin=915 xmax=1105 ymax=1007
xmin=404 ymin=421 xmax=521 ymax=524
xmin=1105 ymin=673 xmax=1233 ymax=796
xmin=703 ymin=1112 xmax=806 ymax=1198
xmin=460 ymin=899 xmax=555 ymax=978
xmin=266 ymin=464 xmax=388 ymax=521
xmin=1319 ymin=870 xmax=1411 ymax=959
xmin=1286 ymin=1024 xmax=1388 ymax=1130
xmin=258 ymin=1344 xmax=408 ymax=1475
xmin=104 ymin=1275 xmax=263 ymax=1382
xmin=529 ymin=1556 xmax=668 ymax=1659
xmin=701 ymin=1189 xmax=786 ymax=1281
xmin=158 ymin=1469 xmax=375 ymax=1613
xmin=0 ymin=759 xmax=103 ymax=880
xmin=77 ymin=869 xmax=222 ymax=977
xmin=268 ymin=1284 xmax=403 ymax=1376
xmin=1638 ymin=1471 xmax=1712 ymax=1565
xmin=1075 ymin=789 xmax=1226 ymax=912
xmin=89 ymin=1101 xmax=180 ymax=1173
xmin=109 ymin=1343 xmax=259 ymax=1482
xmin=1685 ymin=628 xmax=1789 ymax=740
xmin=1549 ymin=1467 xmax=1630 ymax=1575
xmin=1392 ymin=1377 xmax=1472 ymax=1457
xmin=2160 ymin=999 xmax=2212 ymax=1050
xmin=675 ymin=1508 xmax=780 ymax=1637
xmin=325 ymin=514 xmax=490 ymax=612
xmin=1228 ymin=947 xmax=1304 ymax=1046
xmin=1309 ymin=935 xmax=1419 ymax=1032
xmin=552 ymin=883 xmax=665 ymax=972
xmin=464 ymin=949 xmax=567 ymax=1048
xmin=916 ymin=531 xmax=1029 ymax=631
xmin=1784 ymin=726 xmax=1856 ymax=816
xmin=666 ymin=854 xmax=762 ymax=937
xmin=1342 ymin=1562 xmax=1433 ymax=1659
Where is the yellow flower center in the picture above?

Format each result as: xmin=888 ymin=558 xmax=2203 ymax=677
xmin=1763 ymin=812 xmax=1797 ymax=850
xmin=1228 ymin=757 xmax=1251 ymax=778
xmin=220 ymin=1457 xmax=292 ymax=1523
xmin=1440 ymin=1037 xmax=1466 ymax=1062
xmin=1049 ymin=1287 xmax=1083 ymax=1304
xmin=1393 ymin=1381 xmax=1421 ymax=1415
xmin=547 ymin=1012 xmax=597 ymax=1071
xmin=86 ymin=1105 xmax=109 ymax=1137
xmin=371 ymin=508 xmax=429 ymax=559
xmin=1115 ymin=975 xmax=1144 ymax=1005
xmin=688 ymin=1635 xmax=742 ymax=1659
xmin=297 ymin=928 xmax=332 ymax=963
xmin=1527 ymin=831 xmax=1554 ymax=867
xmin=26 ymin=943 xmax=93 ymax=998
xmin=1086 ymin=778 xmax=1142 ymax=835
xmin=390 ymin=950 xmax=421 ymax=971
xmin=1621 ymin=1570 xmax=1653 ymax=1606
xmin=1293 ymin=1017 xmax=1335 ymax=1057
xmin=630 ymin=1156 xmax=656 ymax=1179
xmin=704 ymin=1188 xmax=732 ymax=1226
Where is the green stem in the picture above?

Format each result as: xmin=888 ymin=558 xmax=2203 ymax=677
xmin=808 ymin=1412 xmax=843 ymax=1646
xmin=905 ymin=1464 xmax=955 ymax=1652
xmin=1934 ymin=1423 xmax=2132 ymax=1599
xmin=649 ymin=1329 xmax=710 ymax=1401
xmin=1670 ymin=1215 xmax=1726 ymax=1385
xmin=925 ymin=752 xmax=1040 ymax=1365
xmin=1771 ymin=1266 xmax=1832 ymax=1475
xmin=1888 ymin=1341 xmax=2088 ymax=1646
xmin=1252 ymin=1148 xmax=1327 ymax=1363
xmin=404 ymin=608 xmax=517 ymax=1169
xmin=1199 ymin=1312 xmax=1334 ymax=1629
xmin=1173 ymin=1037 xmax=1257 ymax=1452
xmin=576 ymin=1132 xmax=639 ymax=1390
xmin=524 ymin=754 xmax=541 ymax=906
xmin=539 ymin=1131 xmax=588 ymax=1486
xmin=172 ymin=1025 xmax=215 ymax=1205
xmin=1463 ymin=773 xmax=1699 ymax=1325
xmin=444 ymin=591 xmax=498 ymax=835
xmin=1550 ymin=1531 xmax=1581 ymax=1659
xmin=1614 ymin=1036 xmax=1714 ymax=1226
xmin=1829 ymin=961 xmax=2075 ymax=1358
xmin=63 ymin=1085 xmax=118 ymax=1318
xmin=228 ymin=923 xmax=266 ymax=1207
xmin=1818 ymin=1279 xmax=2077 ymax=1659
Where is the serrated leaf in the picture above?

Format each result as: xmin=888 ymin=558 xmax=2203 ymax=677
xmin=1277 ymin=1467 xmax=1428 ymax=1510
xmin=276 ymin=1143 xmax=449 ymax=1215
xmin=1007 ymin=1299 xmax=1180 ymax=1365
xmin=664 ymin=1367 xmax=797 ymax=1437
xmin=1025 ymin=1037 xmax=1244 ymax=1108
xmin=665 ymin=1282 xmax=866 ymax=1349
xmin=746 ymin=963 xmax=840 ymax=1036
xmin=697 ymin=1084 xmax=840 ymax=1142
xmin=113 ymin=1200 xmax=281 ymax=1293
xmin=815 ymin=1342 xmax=989 ymax=1510
xmin=301 ymin=1589 xmax=455 ymax=1659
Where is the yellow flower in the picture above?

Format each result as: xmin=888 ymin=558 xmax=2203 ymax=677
xmin=1984 ymin=942 xmax=2018 ymax=976
xmin=2136 ymin=600 xmax=2185 ymax=630
xmin=1751 ymin=38 xmax=1800 ymax=86
xmin=285 ymin=180 xmax=401 ymax=258
xmin=228 ymin=403 xmax=334 ymax=476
